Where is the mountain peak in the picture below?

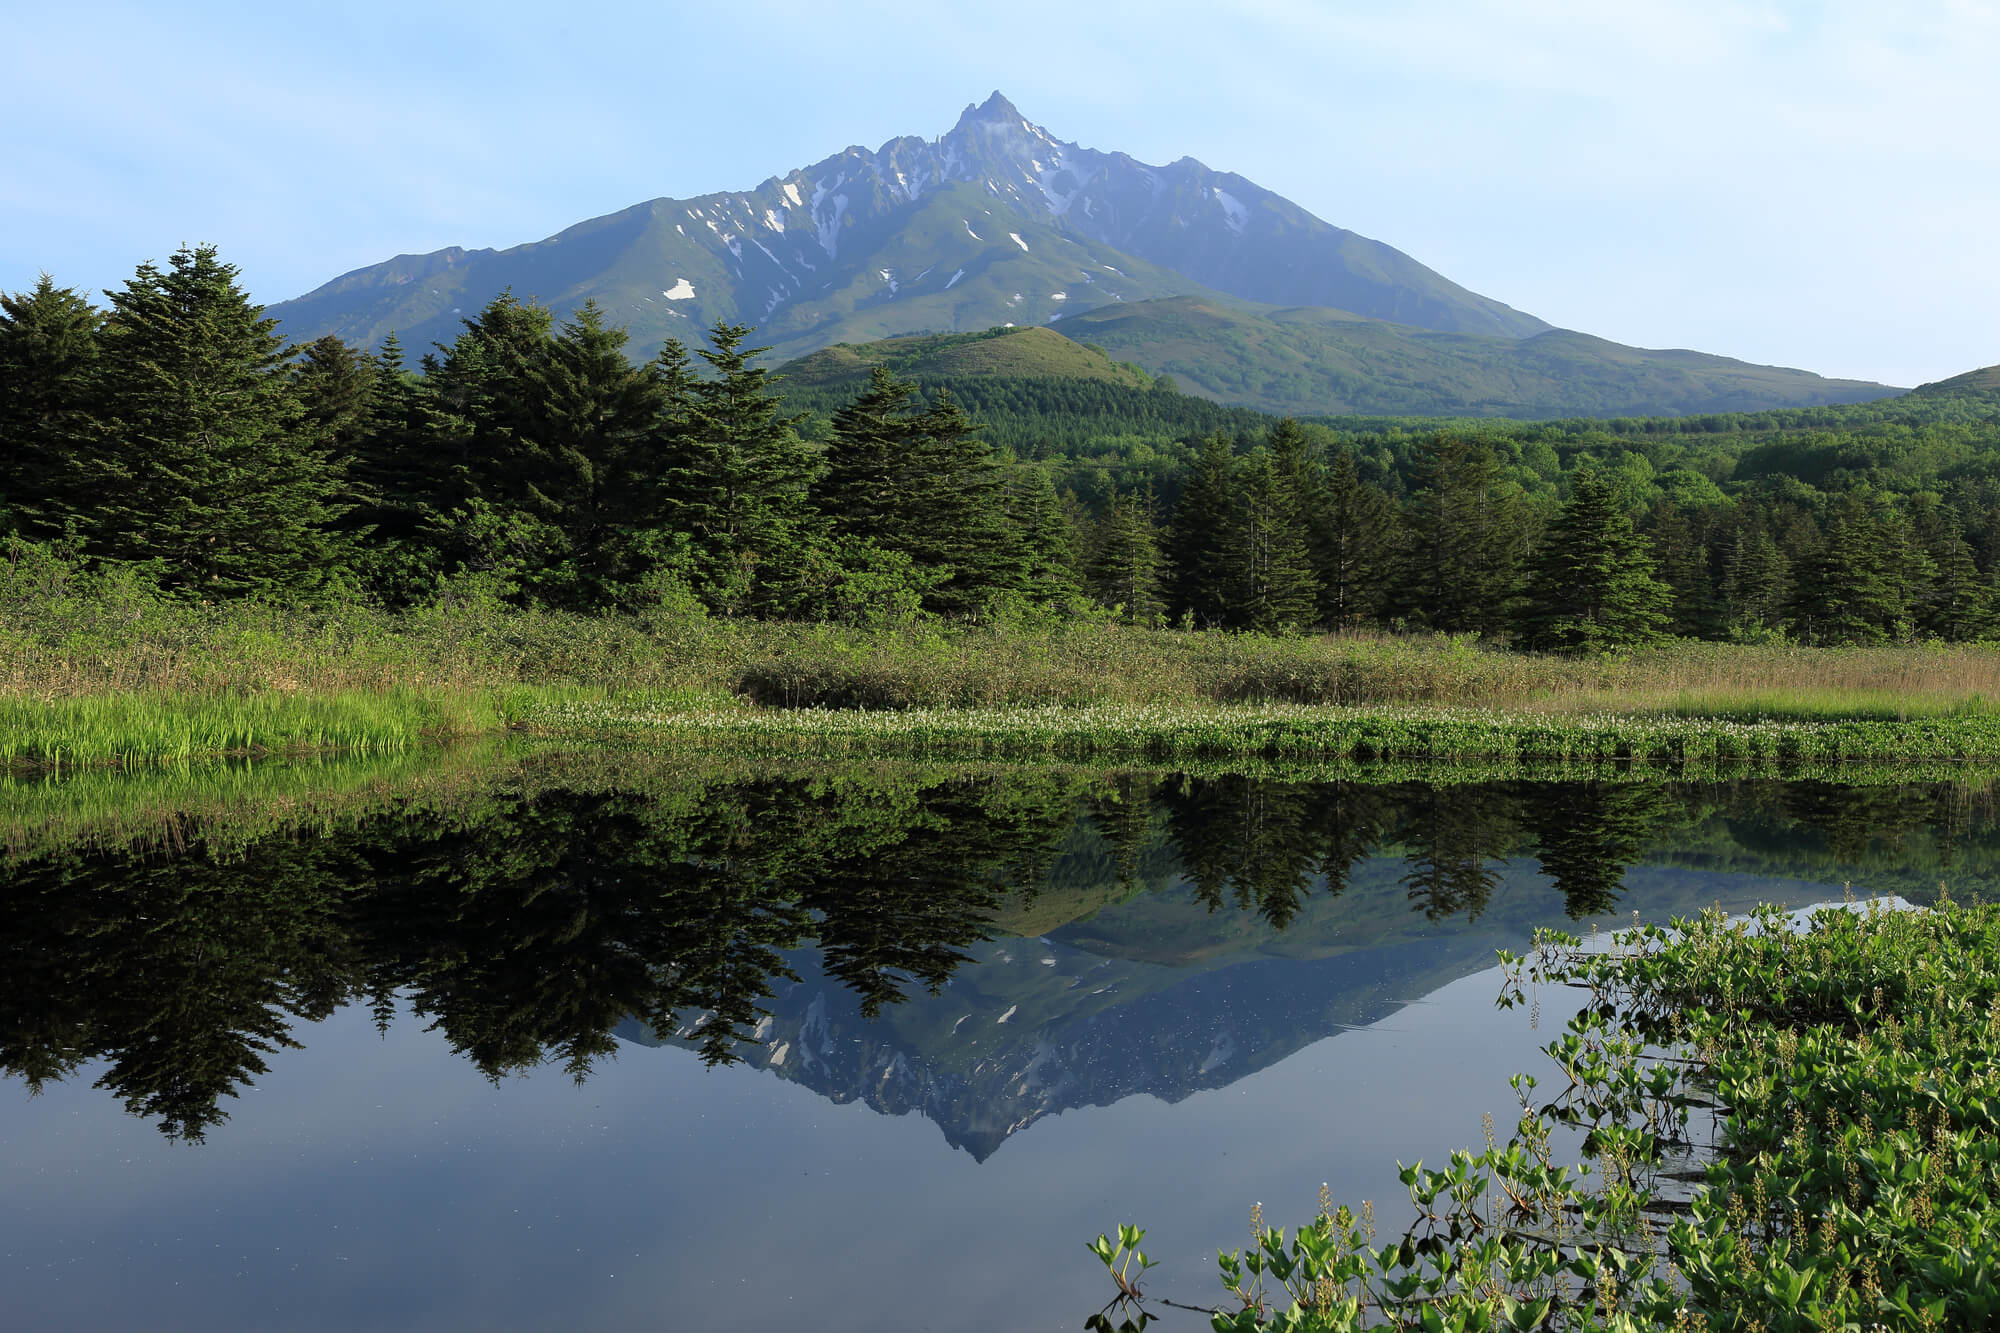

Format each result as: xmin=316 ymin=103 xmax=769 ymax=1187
xmin=955 ymin=90 xmax=1024 ymax=130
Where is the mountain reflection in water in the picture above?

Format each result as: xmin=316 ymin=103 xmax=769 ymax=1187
xmin=2 ymin=762 xmax=1994 ymax=1147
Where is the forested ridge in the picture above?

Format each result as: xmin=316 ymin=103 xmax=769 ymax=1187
xmin=7 ymin=244 xmax=2000 ymax=650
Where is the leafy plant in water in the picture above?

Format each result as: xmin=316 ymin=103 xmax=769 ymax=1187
xmin=1096 ymin=893 xmax=2000 ymax=1330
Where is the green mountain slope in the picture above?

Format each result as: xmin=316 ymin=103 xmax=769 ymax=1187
xmin=782 ymin=326 xmax=1152 ymax=388
xmin=1913 ymin=363 xmax=2000 ymax=397
xmin=1058 ymin=296 xmax=1899 ymax=418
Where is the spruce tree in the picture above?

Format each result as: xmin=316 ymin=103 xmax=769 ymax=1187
xmin=1397 ymin=433 xmax=1524 ymax=635
xmin=1224 ymin=448 xmax=1318 ymax=633
xmin=0 ymin=276 xmax=100 ymax=541
xmin=290 ymin=334 xmax=376 ymax=456
xmin=87 ymin=245 xmax=347 ymax=600
xmin=1517 ymin=466 xmax=1670 ymax=653
xmin=1790 ymin=492 xmax=1908 ymax=645
xmin=899 ymin=387 xmax=1018 ymax=616
xmin=1085 ymin=487 xmax=1165 ymax=625
xmin=813 ymin=366 xmax=916 ymax=550
xmin=1165 ymin=431 xmax=1236 ymax=627
xmin=1720 ymin=520 xmax=1791 ymax=637
xmin=520 ymin=301 xmax=668 ymax=606
xmin=1318 ymin=450 xmax=1397 ymax=629
xmin=664 ymin=321 xmax=821 ymax=613
xmin=1001 ymin=463 xmax=1082 ymax=608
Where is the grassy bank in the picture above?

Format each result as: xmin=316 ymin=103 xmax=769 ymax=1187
xmin=1099 ymin=895 xmax=2000 ymax=1330
xmin=11 ymin=571 xmax=2000 ymax=766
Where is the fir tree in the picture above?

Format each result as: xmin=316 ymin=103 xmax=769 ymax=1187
xmin=665 ymin=322 xmax=821 ymax=613
xmin=87 ymin=245 xmax=347 ymax=599
xmin=1720 ymin=520 xmax=1791 ymax=638
xmin=898 ymin=387 xmax=1019 ymax=616
xmin=290 ymin=334 xmax=376 ymax=456
xmin=1165 ymin=431 xmax=1236 ymax=627
xmin=813 ymin=366 xmax=916 ymax=550
xmin=1001 ymin=463 xmax=1081 ymax=607
xmin=1517 ymin=466 xmax=1670 ymax=653
xmin=1397 ymin=433 xmax=1524 ymax=635
xmin=1085 ymin=487 xmax=1165 ymax=625
xmin=1318 ymin=450 xmax=1397 ymax=628
xmin=1224 ymin=448 xmax=1318 ymax=633
xmin=1790 ymin=492 xmax=1909 ymax=645
xmin=0 ymin=275 xmax=100 ymax=541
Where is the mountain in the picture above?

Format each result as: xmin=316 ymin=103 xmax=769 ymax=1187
xmin=781 ymin=324 xmax=1154 ymax=390
xmin=779 ymin=301 xmax=1895 ymax=420
xmin=268 ymin=91 xmax=1901 ymax=419
xmin=1912 ymin=363 xmax=2000 ymax=397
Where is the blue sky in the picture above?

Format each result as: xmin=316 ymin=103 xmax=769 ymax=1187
xmin=5 ymin=0 xmax=1995 ymax=386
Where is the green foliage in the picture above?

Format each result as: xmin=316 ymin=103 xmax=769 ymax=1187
xmin=1518 ymin=467 xmax=1671 ymax=653
xmin=88 ymin=245 xmax=350 ymax=600
xmin=1105 ymin=894 xmax=2000 ymax=1330
xmin=0 ymin=275 xmax=100 ymax=541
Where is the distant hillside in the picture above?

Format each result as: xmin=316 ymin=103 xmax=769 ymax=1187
xmin=1058 ymin=296 xmax=1901 ymax=419
xmin=782 ymin=325 xmax=1152 ymax=389
xmin=1914 ymin=364 xmax=2000 ymax=397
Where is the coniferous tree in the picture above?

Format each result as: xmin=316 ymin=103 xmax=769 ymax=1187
xmin=1318 ymin=450 xmax=1397 ymax=629
xmin=1165 ymin=431 xmax=1236 ymax=627
xmin=1720 ymin=519 xmax=1791 ymax=638
xmin=813 ymin=367 xmax=915 ymax=549
xmin=1790 ymin=492 xmax=1908 ymax=645
xmin=1085 ymin=487 xmax=1165 ymax=625
xmin=899 ymin=387 xmax=1019 ymax=616
xmin=290 ymin=334 xmax=376 ymax=456
xmin=1224 ymin=448 xmax=1317 ymax=633
xmin=663 ymin=322 xmax=821 ymax=613
xmin=1518 ymin=466 xmax=1671 ymax=653
xmin=1396 ymin=433 xmax=1524 ymax=635
xmin=1002 ymin=464 xmax=1082 ymax=607
xmin=87 ymin=245 xmax=347 ymax=599
xmin=0 ymin=276 xmax=101 ymax=541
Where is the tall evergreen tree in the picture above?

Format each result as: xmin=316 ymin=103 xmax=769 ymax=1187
xmin=663 ymin=322 xmax=821 ymax=613
xmin=1224 ymin=448 xmax=1318 ymax=633
xmin=1001 ymin=464 xmax=1082 ymax=607
xmin=1085 ymin=487 xmax=1165 ymax=625
xmin=1165 ymin=431 xmax=1236 ymax=627
xmin=87 ymin=245 xmax=347 ymax=599
xmin=1517 ymin=466 xmax=1671 ymax=653
xmin=0 ymin=276 xmax=100 ymax=541
xmin=1790 ymin=491 xmax=1909 ymax=645
xmin=1724 ymin=524 xmax=1787 ymax=636
xmin=1318 ymin=450 xmax=1397 ymax=629
xmin=1396 ymin=433 xmax=1524 ymax=635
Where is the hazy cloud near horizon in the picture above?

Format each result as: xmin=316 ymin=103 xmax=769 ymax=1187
xmin=6 ymin=0 xmax=1994 ymax=386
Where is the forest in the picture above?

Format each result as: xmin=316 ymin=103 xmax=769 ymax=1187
xmin=7 ymin=243 xmax=2000 ymax=653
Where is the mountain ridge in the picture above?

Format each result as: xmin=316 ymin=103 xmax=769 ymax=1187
xmin=267 ymin=92 xmax=1901 ymax=419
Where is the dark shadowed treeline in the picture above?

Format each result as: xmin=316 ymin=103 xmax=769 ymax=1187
xmin=4 ymin=761 xmax=1996 ymax=1140
xmin=7 ymin=246 xmax=2000 ymax=649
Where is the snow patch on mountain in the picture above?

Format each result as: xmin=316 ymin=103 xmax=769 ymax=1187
xmin=1010 ymin=232 xmax=1029 ymax=252
xmin=763 ymin=208 xmax=785 ymax=233
xmin=878 ymin=268 xmax=899 ymax=295
xmin=782 ymin=181 xmax=804 ymax=209
xmin=945 ymin=268 xmax=965 ymax=289
xmin=1213 ymin=187 xmax=1250 ymax=235
xmin=662 ymin=279 xmax=695 ymax=300
xmin=964 ymin=220 xmax=981 ymax=241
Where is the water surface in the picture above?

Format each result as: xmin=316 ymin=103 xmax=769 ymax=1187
xmin=3 ymin=759 xmax=1990 ymax=1329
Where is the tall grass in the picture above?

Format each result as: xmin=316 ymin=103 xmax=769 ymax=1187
xmin=11 ymin=539 xmax=2000 ymax=765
